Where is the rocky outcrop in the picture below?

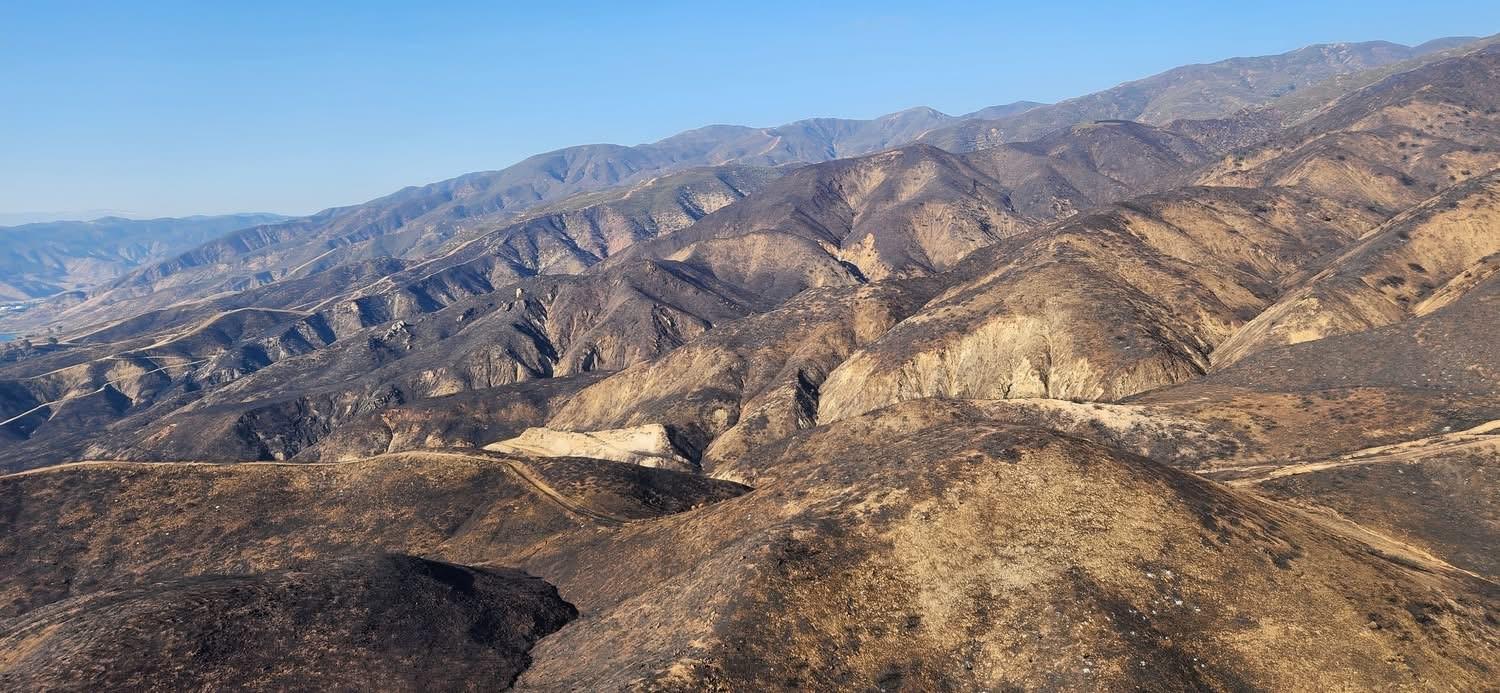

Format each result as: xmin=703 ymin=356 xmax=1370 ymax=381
xmin=546 ymin=280 xmax=942 ymax=473
xmin=486 ymin=424 xmax=694 ymax=472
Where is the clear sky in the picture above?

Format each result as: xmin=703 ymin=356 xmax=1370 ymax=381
xmin=3 ymin=0 xmax=1497 ymax=219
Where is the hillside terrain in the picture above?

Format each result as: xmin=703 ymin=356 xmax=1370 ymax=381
xmin=917 ymin=38 xmax=1478 ymax=151
xmin=0 ymin=213 xmax=285 ymax=301
xmin=2 ymin=34 xmax=1499 ymax=691
xmin=0 ymin=38 xmax=1467 ymax=339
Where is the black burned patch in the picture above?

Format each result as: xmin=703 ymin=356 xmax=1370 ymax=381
xmin=417 ymin=558 xmax=477 ymax=594
xmin=0 ymin=554 xmax=575 ymax=692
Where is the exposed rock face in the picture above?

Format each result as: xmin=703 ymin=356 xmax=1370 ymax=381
xmin=0 ymin=554 xmax=575 ymax=692
xmin=486 ymin=424 xmax=694 ymax=472
xmin=547 ymin=279 xmax=943 ymax=473
xmin=298 ymin=374 xmax=608 ymax=462
xmin=816 ymin=187 xmax=1379 ymax=422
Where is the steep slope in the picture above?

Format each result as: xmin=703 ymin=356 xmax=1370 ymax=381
xmin=813 ymin=40 xmax=1500 ymax=422
xmin=1198 ymin=42 xmax=1500 ymax=215
xmin=0 ymin=554 xmax=575 ymax=692
xmin=962 ymin=120 xmax=1213 ymax=218
xmin=815 ymin=187 xmax=1381 ymax=421
xmin=1213 ymin=170 xmax=1500 ymax=363
xmin=47 ymin=259 xmax=765 ymax=466
xmin=1 ymin=125 xmax=1210 ymax=470
xmin=534 ymin=126 xmax=1215 ymax=464
xmin=10 ymin=39 xmax=1500 ymax=474
xmin=0 ymin=213 xmax=286 ymax=301
xmin=1267 ymin=35 xmax=1498 ymax=125
xmin=132 ymin=131 xmax=1209 ymax=462
xmin=16 ymin=38 xmax=1468 ymax=339
xmin=604 ymin=144 xmax=1030 ymax=288
xmin=11 ymin=107 xmax=983 ymax=337
xmin=547 ymin=278 xmax=945 ymax=468
xmin=32 ymin=166 xmax=784 ymax=339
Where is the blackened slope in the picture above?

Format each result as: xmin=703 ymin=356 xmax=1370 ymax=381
xmin=0 ymin=554 xmax=575 ymax=692
xmin=514 ymin=405 xmax=1500 ymax=690
xmin=0 ymin=451 xmax=748 ymax=616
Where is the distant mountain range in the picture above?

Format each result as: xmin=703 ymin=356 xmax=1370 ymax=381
xmin=3 ymin=37 xmax=1478 ymax=334
xmin=0 ymin=210 xmax=150 ymax=226
xmin=0 ymin=214 xmax=288 ymax=301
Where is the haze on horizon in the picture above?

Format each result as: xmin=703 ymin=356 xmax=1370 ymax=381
xmin=3 ymin=0 xmax=1498 ymax=220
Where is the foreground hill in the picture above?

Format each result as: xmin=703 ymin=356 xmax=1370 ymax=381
xmin=0 ymin=451 xmax=747 ymax=614
xmin=3 ymin=414 xmax=1496 ymax=690
xmin=0 ymin=554 xmax=574 ymax=691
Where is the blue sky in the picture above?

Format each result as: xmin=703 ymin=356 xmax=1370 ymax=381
xmin=2 ymin=1 xmax=1497 ymax=219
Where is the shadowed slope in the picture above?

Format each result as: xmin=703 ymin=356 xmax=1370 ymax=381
xmin=0 ymin=451 xmax=748 ymax=616
xmin=0 ymin=554 xmax=574 ymax=692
